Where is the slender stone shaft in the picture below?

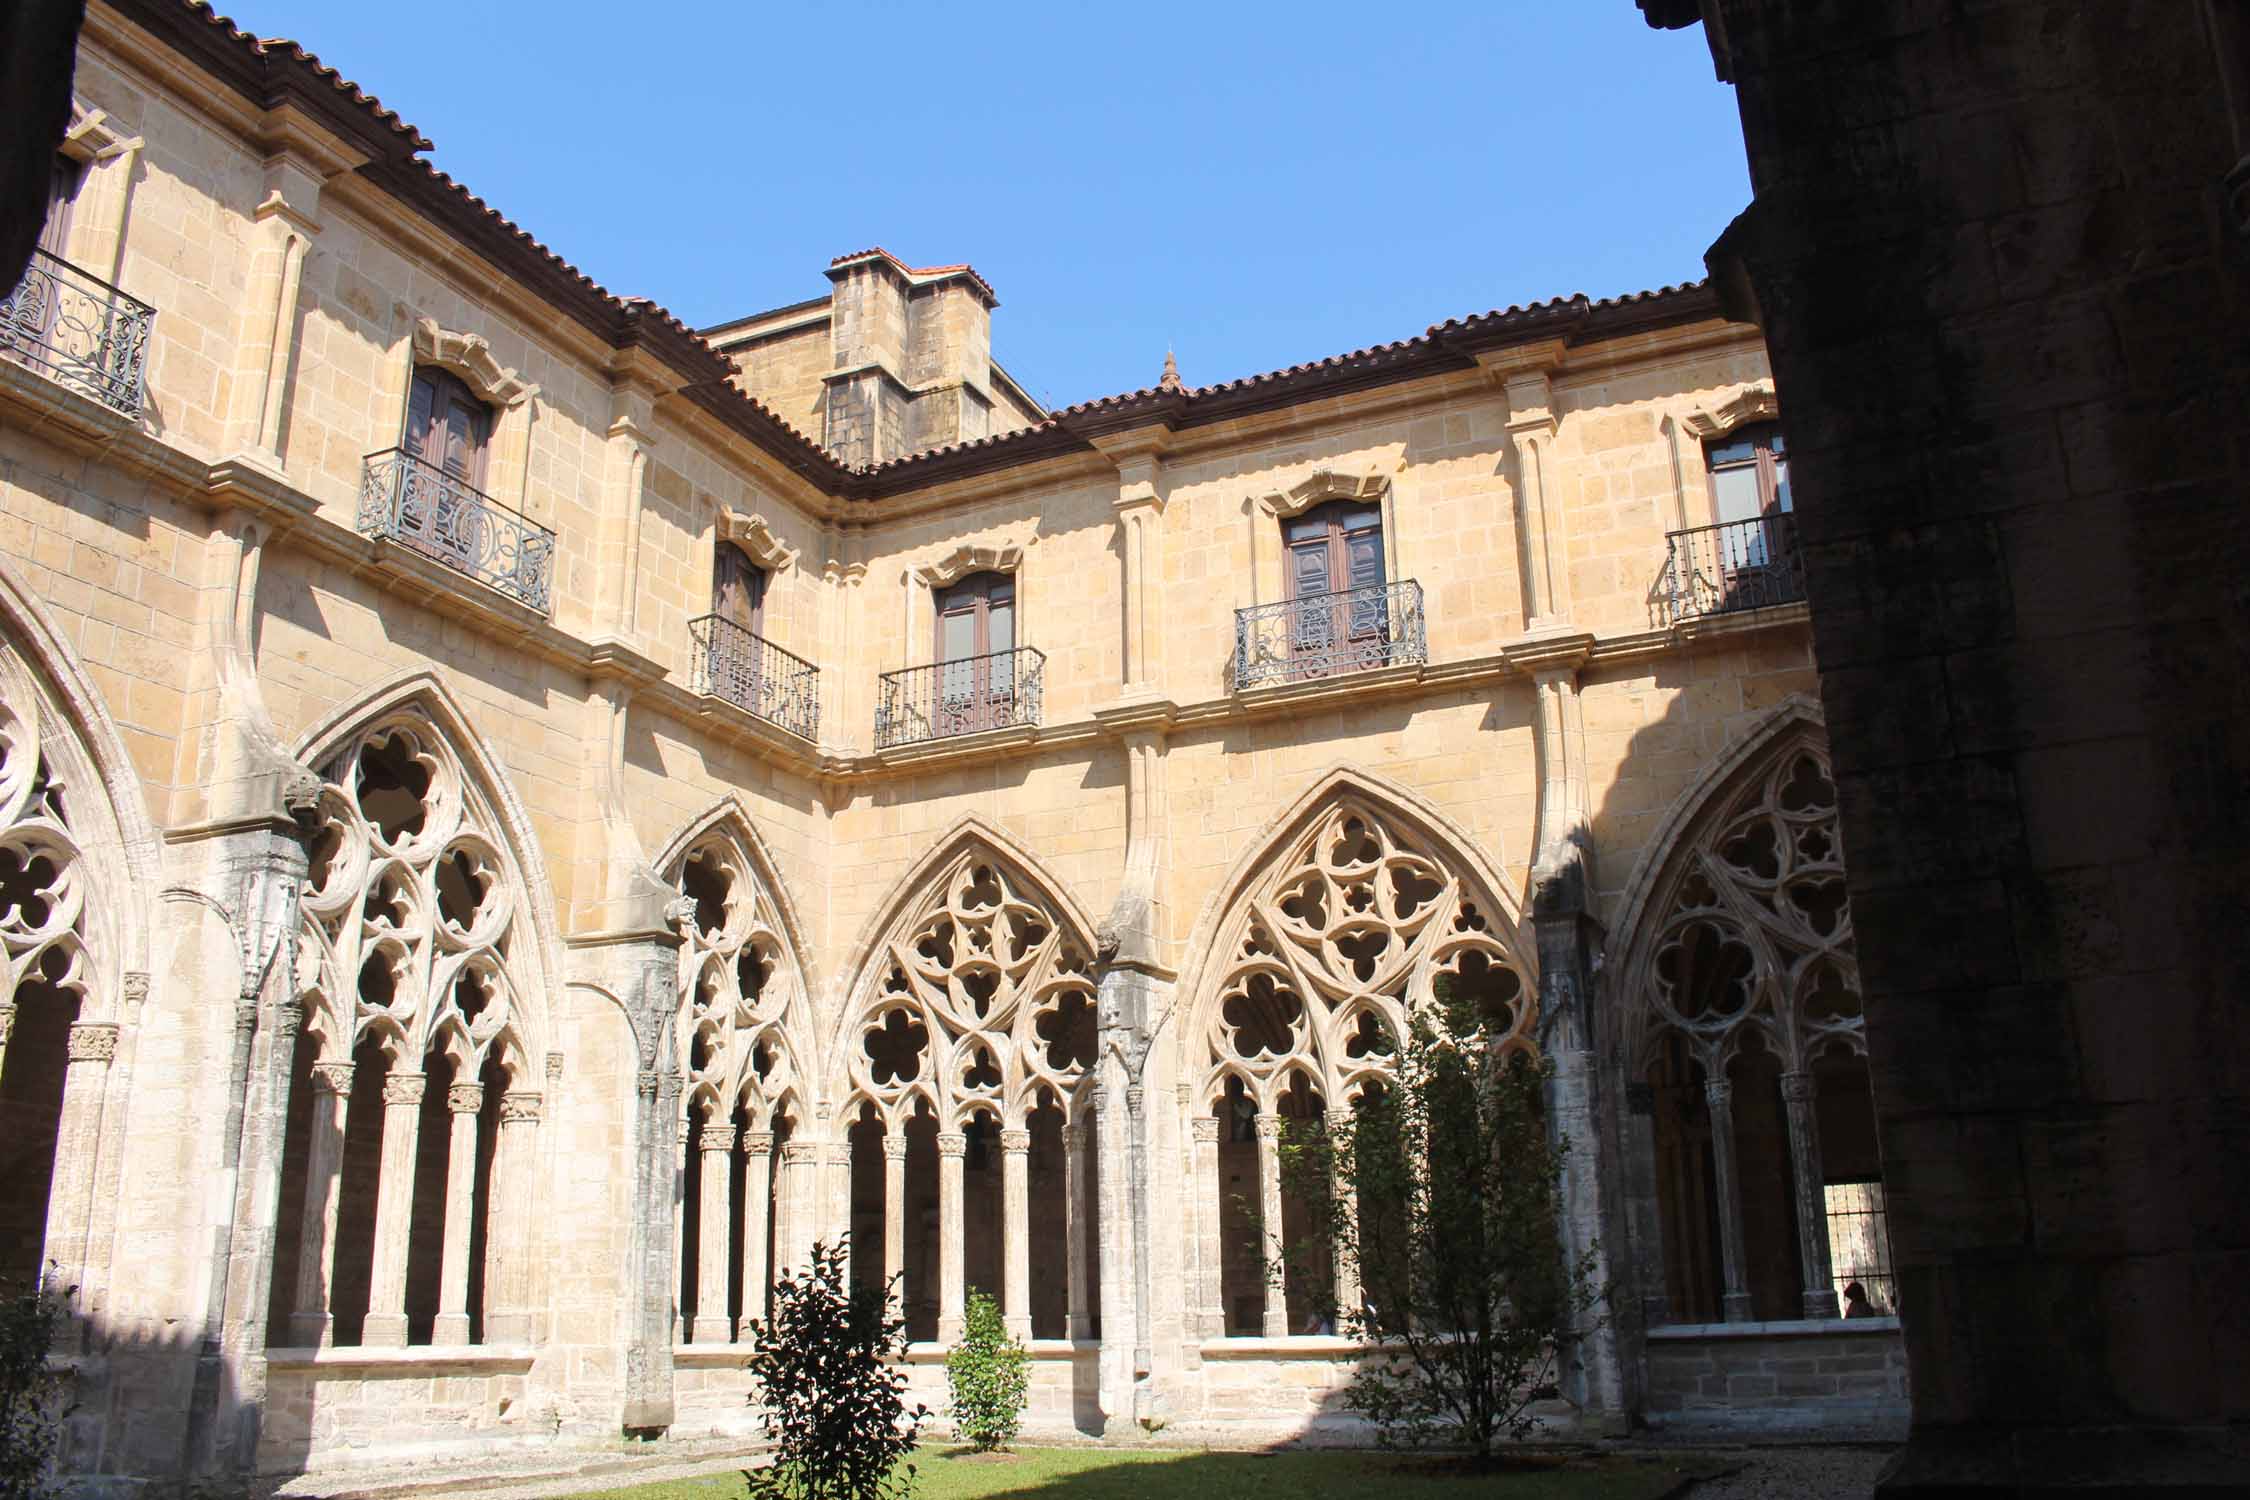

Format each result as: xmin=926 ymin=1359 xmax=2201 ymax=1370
xmin=882 ymin=1134 xmax=907 ymax=1321
xmin=1780 ymin=1070 xmax=1841 ymax=1318
xmin=363 ymin=1069 xmax=426 ymax=1347
xmin=486 ymin=1090 xmax=542 ymax=1344
xmin=1001 ymin=1127 xmax=1032 ymax=1340
xmin=1704 ymin=1076 xmax=1754 ymax=1323
xmin=695 ymin=1124 xmax=737 ymax=1342
xmin=1065 ymin=1122 xmax=1092 ymax=1340
xmin=739 ymin=1131 xmax=773 ymax=1332
xmin=42 ymin=1022 xmax=119 ymax=1290
xmin=1254 ymin=1114 xmax=1288 ymax=1338
xmin=1190 ymin=1117 xmax=1222 ymax=1339
xmin=936 ymin=1131 xmax=966 ymax=1342
xmin=433 ymin=1082 xmax=484 ymax=1345
xmin=289 ymin=1061 xmax=355 ymax=1346
xmin=1325 ymin=1109 xmax=1358 ymax=1329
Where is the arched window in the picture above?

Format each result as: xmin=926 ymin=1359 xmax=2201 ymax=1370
xmin=1192 ymin=795 xmax=1531 ymax=1339
xmin=1625 ymin=733 xmax=1889 ymax=1326
xmin=267 ymin=715 xmax=543 ymax=1349
xmin=843 ymin=841 xmax=1098 ymax=1345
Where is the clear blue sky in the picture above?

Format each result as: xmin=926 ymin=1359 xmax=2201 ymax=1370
xmin=222 ymin=2 xmax=1745 ymax=410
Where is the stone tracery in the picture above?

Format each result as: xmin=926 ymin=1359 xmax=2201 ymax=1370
xmin=1192 ymin=794 xmax=1533 ymax=1338
xmin=843 ymin=840 xmax=1098 ymax=1343
xmin=271 ymin=712 xmax=545 ymax=1348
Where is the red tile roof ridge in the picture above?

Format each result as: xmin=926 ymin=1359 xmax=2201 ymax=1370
xmin=181 ymin=4 xmax=431 ymax=151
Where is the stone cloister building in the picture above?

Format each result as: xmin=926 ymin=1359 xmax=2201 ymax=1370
xmin=1 ymin=2 xmax=1904 ymax=1486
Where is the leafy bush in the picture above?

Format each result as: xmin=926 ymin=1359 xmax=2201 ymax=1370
xmin=0 ymin=1270 xmax=75 ymax=1500
xmin=743 ymin=1238 xmax=926 ymax=1500
xmin=1281 ymin=978 xmax=1599 ymax=1459
xmin=943 ymin=1290 xmax=1028 ymax=1452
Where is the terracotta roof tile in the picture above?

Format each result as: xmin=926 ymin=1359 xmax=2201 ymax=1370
xmin=827 ymin=246 xmax=999 ymax=304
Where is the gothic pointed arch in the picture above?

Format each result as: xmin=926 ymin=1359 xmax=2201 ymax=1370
xmin=834 ymin=817 xmax=1100 ymax=1131
xmin=655 ymin=798 xmax=816 ymax=1132
xmin=1173 ymin=765 xmax=1534 ymax=1110
xmin=292 ymin=669 xmax=558 ymax=1071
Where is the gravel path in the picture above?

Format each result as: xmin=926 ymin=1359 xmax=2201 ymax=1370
xmin=1680 ymin=1445 xmax=1896 ymax=1498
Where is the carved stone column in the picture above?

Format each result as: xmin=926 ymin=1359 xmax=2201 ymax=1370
xmin=288 ymin=1060 xmax=354 ymax=1346
xmin=780 ymin=1140 xmax=820 ymax=1279
xmin=41 ymin=1021 xmax=120 ymax=1287
xmin=1325 ymin=1109 xmax=1358 ymax=1326
xmin=739 ymin=1131 xmax=773 ymax=1331
xmin=882 ymin=1134 xmax=907 ymax=1321
xmin=824 ymin=1139 xmax=853 ymax=1285
xmin=362 ymin=1069 xmax=426 ymax=1347
xmin=0 ymin=1003 xmax=14 ymax=1082
xmin=485 ymin=1090 xmax=541 ymax=1344
xmin=1065 ymin=1122 xmax=1092 ymax=1340
xmin=1001 ymin=1126 xmax=1032 ymax=1341
xmin=936 ymin=1131 xmax=966 ymax=1342
xmin=1703 ymin=1076 xmax=1755 ymax=1323
xmin=1254 ymin=1114 xmax=1288 ymax=1338
xmin=1189 ymin=1116 xmax=1222 ymax=1340
xmin=1780 ymin=1070 xmax=1840 ymax=1319
xmin=433 ymin=1082 xmax=484 ymax=1346
xmin=695 ymin=1123 xmax=737 ymax=1343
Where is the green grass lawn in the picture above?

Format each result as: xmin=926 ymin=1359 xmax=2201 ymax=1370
xmin=562 ymin=1445 xmax=1735 ymax=1500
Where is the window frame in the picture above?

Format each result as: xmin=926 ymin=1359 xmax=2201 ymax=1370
xmin=403 ymin=365 xmax=494 ymax=490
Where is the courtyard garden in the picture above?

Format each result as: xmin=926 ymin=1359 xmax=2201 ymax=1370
xmin=563 ymin=1446 xmax=1738 ymax=1500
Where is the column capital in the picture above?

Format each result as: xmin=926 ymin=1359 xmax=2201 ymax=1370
xmin=635 ymin=1068 xmax=659 ymax=1099
xmin=383 ymin=1071 xmax=427 ymax=1107
xmin=1190 ymin=1117 xmax=1220 ymax=1144
xmin=698 ymin=1124 xmax=739 ymax=1155
xmin=498 ymin=1090 xmax=544 ymax=1123
xmin=0 ymin=1002 xmax=16 ymax=1046
xmin=744 ymin=1130 xmax=775 ymax=1154
xmin=67 ymin=1022 xmax=120 ymax=1063
xmin=1703 ymin=1077 xmax=1734 ymax=1109
xmin=781 ymin=1140 xmax=820 ymax=1166
xmin=936 ymin=1131 xmax=967 ymax=1159
xmin=824 ymin=1140 xmax=852 ymax=1166
xmin=310 ymin=1060 xmax=355 ymax=1096
xmin=1065 ymin=1122 xmax=1090 ymax=1149
xmin=1252 ymin=1113 xmax=1283 ymax=1143
xmin=1000 ymin=1128 xmax=1031 ymax=1154
xmin=446 ymin=1083 xmax=485 ymax=1114
xmin=1779 ymin=1069 xmax=1816 ymax=1103
xmin=1325 ymin=1109 xmax=1356 ymax=1135
xmin=882 ymin=1134 xmax=908 ymax=1161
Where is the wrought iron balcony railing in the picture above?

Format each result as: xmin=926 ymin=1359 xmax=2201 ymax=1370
xmin=1659 ymin=514 xmax=1805 ymax=625
xmin=357 ymin=448 xmax=556 ymax=613
xmin=1233 ymin=579 xmax=1426 ymax=692
xmin=0 ymin=248 xmax=154 ymax=420
xmin=875 ymin=646 xmax=1045 ymax=750
xmin=690 ymin=614 xmax=820 ymax=742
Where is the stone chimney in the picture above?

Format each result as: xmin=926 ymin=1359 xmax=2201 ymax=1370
xmin=821 ymin=249 xmax=1001 ymax=466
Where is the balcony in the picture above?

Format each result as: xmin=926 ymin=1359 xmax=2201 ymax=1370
xmin=875 ymin=646 xmax=1045 ymax=750
xmin=1658 ymin=515 xmax=1805 ymax=625
xmin=1233 ymin=579 xmax=1426 ymax=692
xmin=0 ymin=248 xmax=154 ymax=420
xmin=357 ymin=448 xmax=556 ymax=613
xmin=690 ymin=614 xmax=820 ymax=742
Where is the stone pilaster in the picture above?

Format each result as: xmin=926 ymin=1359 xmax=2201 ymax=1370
xmin=41 ymin=1022 xmax=119 ymax=1286
xmin=433 ymin=1082 xmax=484 ymax=1345
xmin=1189 ymin=1116 xmax=1222 ymax=1340
xmin=935 ymin=1131 xmax=966 ymax=1342
xmin=362 ymin=1069 xmax=426 ymax=1347
xmin=1780 ymin=1071 xmax=1840 ymax=1319
xmin=1000 ymin=1127 xmax=1032 ymax=1341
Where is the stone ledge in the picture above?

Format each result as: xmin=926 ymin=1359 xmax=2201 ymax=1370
xmin=264 ymin=1344 xmax=537 ymax=1371
xmin=900 ymin=1339 xmax=1096 ymax=1363
xmin=1646 ymin=1316 xmax=1900 ymax=1340
xmin=1197 ymin=1336 xmax=1365 ymax=1360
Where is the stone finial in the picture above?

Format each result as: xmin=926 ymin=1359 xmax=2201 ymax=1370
xmin=1158 ymin=348 xmax=1184 ymax=393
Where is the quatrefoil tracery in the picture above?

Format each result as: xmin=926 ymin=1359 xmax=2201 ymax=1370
xmin=1645 ymin=747 xmax=1865 ymax=1073
xmin=0 ymin=686 xmax=91 ymax=1012
xmin=1203 ymin=800 xmax=1531 ymax=1113
xmin=674 ymin=836 xmax=802 ymax=1123
xmin=851 ymin=850 xmax=1096 ymax=1129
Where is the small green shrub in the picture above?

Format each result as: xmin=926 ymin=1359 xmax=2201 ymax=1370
xmin=0 ymin=1270 xmax=75 ymax=1500
xmin=942 ymin=1290 xmax=1028 ymax=1453
xmin=743 ymin=1238 xmax=925 ymax=1500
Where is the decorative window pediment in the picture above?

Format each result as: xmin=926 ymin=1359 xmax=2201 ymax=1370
xmin=717 ymin=510 xmax=799 ymax=572
xmin=1681 ymin=385 xmax=1780 ymax=441
xmin=1257 ymin=468 xmax=1389 ymax=521
xmin=910 ymin=539 xmax=1028 ymax=589
xmin=411 ymin=318 xmax=536 ymax=409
